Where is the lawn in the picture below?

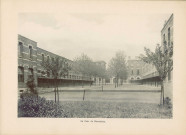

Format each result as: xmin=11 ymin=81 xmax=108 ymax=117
xmin=36 ymin=84 xmax=171 ymax=118
xmin=40 ymin=91 xmax=161 ymax=103
xmin=60 ymin=101 xmax=172 ymax=118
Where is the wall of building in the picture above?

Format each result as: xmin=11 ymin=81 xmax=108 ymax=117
xmin=18 ymin=35 xmax=93 ymax=89
xmin=161 ymin=14 xmax=173 ymax=101
xmin=127 ymin=59 xmax=143 ymax=83
xmin=18 ymin=35 xmax=38 ymax=87
xmin=140 ymin=62 xmax=161 ymax=87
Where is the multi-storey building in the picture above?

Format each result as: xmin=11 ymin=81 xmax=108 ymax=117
xmin=139 ymin=14 xmax=173 ymax=100
xmin=161 ymin=14 xmax=173 ymax=100
xmin=127 ymin=58 xmax=143 ymax=82
xmin=18 ymin=35 xmax=93 ymax=89
xmin=18 ymin=35 xmax=38 ymax=87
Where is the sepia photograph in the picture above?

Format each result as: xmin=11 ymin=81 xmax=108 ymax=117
xmin=1 ymin=1 xmax=186 ymax=135
xmin=18 ymin=13 xmax=173 ymax=118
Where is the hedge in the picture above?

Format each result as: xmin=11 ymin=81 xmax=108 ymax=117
xmin=18 ymin=93 xmax=69 ymax=117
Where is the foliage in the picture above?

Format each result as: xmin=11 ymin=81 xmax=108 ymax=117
xmin=41 ymin=56 xmax=71 ymax=103
xmin=73 ymin=53 xmax=107 ymax=85
xmin=41 ymin=57 xmax=71 ymax=79
xmin=92 ymin=62 xmax=107 ymax=78
xmin=18 ymin=93 xmax=69 ymax=117
xmin=108 ymin=50 xmax=128 ymax=87
xmin=164 ymin=97 xmax=172 ymax=109
xmin=26 ymin=76 xmax=38 ymax=95
xmin=139 ymin=42 xmax=173 ymax=105
xmin=139 ymin=42 xmax=173 ymax=81
xmin=73 ymin=53 xmax=93 ymax=77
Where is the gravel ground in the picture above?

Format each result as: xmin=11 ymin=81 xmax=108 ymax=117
xmin=60 ymin=101 xmax=172 ymax=118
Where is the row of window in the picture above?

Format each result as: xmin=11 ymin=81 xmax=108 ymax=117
xmin=163 ymin=27 xmax=172 ymax=81
xmin=18 ymin=66 xmax=91 ymax=82
xmin=163 ymin=27 xmax=172 ymax=49
xmin=18 ymin=42 xmax=33 ymax=59
xmin=18 ymin=66 xmax=34 ymax=82
xmin=131 ymin=69 xmax=140 ymax=75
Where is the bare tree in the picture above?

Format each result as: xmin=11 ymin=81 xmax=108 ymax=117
xmin=139 ymin=42 xmax=173 ymax=105
xmin=108 ymin=51 xmax=128 ymax=88
xmin=41 ymin=57 xmax=71 ymax=103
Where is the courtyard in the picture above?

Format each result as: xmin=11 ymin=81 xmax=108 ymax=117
xmin=39 ymin=83 xmax=161 ymax=103
xmin=34 ymin=84 xmax=172 ymax=118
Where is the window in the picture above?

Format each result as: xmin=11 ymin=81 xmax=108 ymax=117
xmin=137 ymin=69 xmax=140 ymax=75
xmin=168 ymin=61 xmax=171 ymax=81
xmin=47 ymin=72 xmax=50 ymax=77
xmin=47 ymin=55 xmax=50 ymax=62
xmin=18 ymin=42 xmax=23 ymax=57
xmin=28 ymin=68 xmax=33 ymax=79
xmin=18 ymin=66 xmax=24 ymax=82
xmin=163 ymin=34 xmax=166 ymax=43
xmin=51 ymin=57 xmax=54 ymax=62
xmin=168 ymin=27 xmax=170 ymax=46
xmin=42 ymin=54 xmax=44 ymax=62
xmin=37 ymin=70 xmax=41 ymax=77
xmin=29 ymin=46 xmax=33 ymax=59
xmin=163 ymin=34 xmax=167 ymax=51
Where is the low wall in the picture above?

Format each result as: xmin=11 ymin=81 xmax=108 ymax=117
xmin=38 ymin=78 xmax=93 ymax=88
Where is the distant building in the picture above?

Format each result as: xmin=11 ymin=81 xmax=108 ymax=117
xmin=127 ymin=58 xmax=143 ymax=82
xmin=94 ymin=61 xmax=106 ymax=70
xmin=93 ymin=61 xmax=106 ymax=85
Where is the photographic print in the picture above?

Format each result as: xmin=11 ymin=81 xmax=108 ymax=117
xmin=2 ymin=0 xmax=186 ymax=135
xmin=17 ymin=13 xmax=173 ymax=118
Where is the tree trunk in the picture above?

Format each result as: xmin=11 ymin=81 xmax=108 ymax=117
xmin=117 ymin=77 xmax=118 ymax=87
xmin=57 ymin=79 xmax=59 ymax=104
xmin=54 ymin=80 xmax=56 ymax=103
xmin=160 ymin=80 xmax=164 ymax=105
xmin=82 ymin=76 xmax=84 ymax=88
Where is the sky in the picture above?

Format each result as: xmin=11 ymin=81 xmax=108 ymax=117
xmin=18 ymin=13 xmax=171 ymax=64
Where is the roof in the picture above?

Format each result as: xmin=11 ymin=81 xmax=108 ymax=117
xmin=18 ymin=34 xmax=37 ymax=43
xmin=37 ymin=47 xmax=73 ymax=62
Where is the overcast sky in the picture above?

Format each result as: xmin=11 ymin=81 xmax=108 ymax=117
xmin=18 ymin=13 xmax=171 ymax=64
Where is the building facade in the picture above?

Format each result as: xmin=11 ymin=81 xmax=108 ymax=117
xmin=139 ymin=14 xmax=173 ymax=100
xmin=18 ymin=35 xmax=93 ymax=89
xmin=127 ymin=58 xmax=143 ymax=82
xmin=161 ymin=14 xmax=173 ymax=100
xmin=93 ymin=61 xmax=106 ymax=85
